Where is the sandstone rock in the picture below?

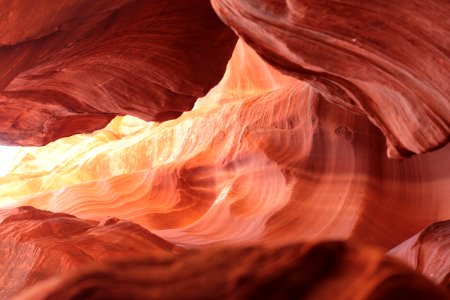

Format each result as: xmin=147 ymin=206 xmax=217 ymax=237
xmin=0 ymin=1 xmax=449 ymax=297
xmin=211 ymin=0 xmax=450 ymax=158
xmin=0 ymin=0 xmax=237 ymax=146
xmin=0 ymin=206 xmax=180 ymax=298
xmin=1 ymin=41 xmax=448 ymax=250
xmin=389 ymin=220 xmax=450 ymax=288
xmin=13 ymin=241 xmax=450 ymax=300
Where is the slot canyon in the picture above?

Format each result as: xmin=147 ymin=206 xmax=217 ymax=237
xmin=0 ymin=0 xmax=449 ymax=299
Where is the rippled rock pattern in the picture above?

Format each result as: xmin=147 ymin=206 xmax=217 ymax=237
xmin=389 ymin=220 xmax=450 ymax=288
xmin=2 ymin=41 xmax=449 ymax=251
xmin=211 ymin=0 xmax=450 ymax=158
xmin=0 ymin=1 xmax=449 ymax=299
xmin=0 ymin=0 xmax=237 ymax=146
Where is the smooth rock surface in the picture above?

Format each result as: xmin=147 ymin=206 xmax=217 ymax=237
xmin=0 ymin=0 xmax=237 ymax=146
xmin=211 ymin=0 xmax=450 ymax=158
xmin=0 ymin=206 xmax=180 ymax=298
xmin=389 ymin=220 xmax=450 ymax=288
xmin=13 ymin=241 xmax=450 ymax=300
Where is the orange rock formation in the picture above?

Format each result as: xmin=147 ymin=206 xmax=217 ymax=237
xmin=2 ymin=40 xmax=449 ymax=251
xmin=212 ymin=0 xmax=450 ymax=159
xmin=0 ymin=1 xmax=449 ymax=299
xmin=389 ymin=220 xmax=450 ymax=287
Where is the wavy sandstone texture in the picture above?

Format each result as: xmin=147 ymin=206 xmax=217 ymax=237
xmin=211 ymin=0 xmax=450 ymax=158
xmin=389 ymin=220 xmax=450 ymax=288
xmin=0 ymin=206 xmax=181 ymax=298
xmin=13 ymin=241 xmax=450 ymax=300
xmin=0 ymin=1 xmax=449 ymax=299
xmin=1 ymin=41 xmax=449 ymax=251
xmin=0 ymin=0 xmax=237 ymax=146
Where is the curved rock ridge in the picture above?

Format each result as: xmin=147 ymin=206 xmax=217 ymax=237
xmin=389 ymin=220 xmax=450 ymax=287
xmin=211 ymin=0 xmax=450 ymax=159
xmin=13 ymin=241 xmax=450 ymax=300
xmin=0 ymin=2 xmax=448 ymax=298
xmin=0 ymin=41 xmax=297 ymax=199
xmin=0 ymin=0 xmax=237 ymax=146
xmin=1 ymin=41 xmax=449 ymax=249
xmin=0 ymin=206 xmax=180 ymax=298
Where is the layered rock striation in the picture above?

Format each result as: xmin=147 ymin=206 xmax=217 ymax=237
xmin=211 ymin=0 xmax=450 ymax=158
xmin=1 ymin=41 xmax=448 ymax=250
xmin=0 ymin=0 xmax=237 ymax=146
xmin=0 ymin=1 xmax=449 ymax=299
xmin=389 ymin=220 xmax=450 ymax=288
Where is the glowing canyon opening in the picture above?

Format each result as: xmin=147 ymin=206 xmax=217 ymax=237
xmin=0 ymin=1 xmax=449 ymax=299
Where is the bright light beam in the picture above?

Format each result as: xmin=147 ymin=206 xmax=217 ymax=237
xmin=0 ymin=146 xmax=20 ymax=176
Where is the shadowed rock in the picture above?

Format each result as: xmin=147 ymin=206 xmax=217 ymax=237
xmin=389 ymin=220 xmax=450 ymax=288
xmin=0 ymin=0 xmax=237 ymax=146
xmin=14 ymin=241 xmax=450 ymax=300
xmin=0 ymin=206 xmax=181 ymax=298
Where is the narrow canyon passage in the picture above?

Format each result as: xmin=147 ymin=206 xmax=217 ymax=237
xmin=0 ymin=1 xmax=449 ymax=299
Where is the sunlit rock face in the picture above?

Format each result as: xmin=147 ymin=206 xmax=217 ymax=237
xmin=211 ymin=0 xmax=450 ymax=159
xmin=2 ymin=41 xmax=449 ymax=251
xmin=0 ymin=1 xmax=449 ymax=299
xmin=0 ymin=0 xmax=237 ymax=146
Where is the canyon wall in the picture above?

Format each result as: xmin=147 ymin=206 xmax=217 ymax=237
xmin=0 ymin=0 xmax=236 ymax=146
xmin=211 ymin=0 xmax=450 ymax=159
xmin=0 ymin=1 xmax=448 ymax=299
xmin=2 ymin=41 xmax=449 ymax=250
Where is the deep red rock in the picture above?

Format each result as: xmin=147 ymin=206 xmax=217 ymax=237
xmin=13 ymin=241 xmax=450 ymax=300
xmin=0 ymin=0 xmax=237 ymax=146
xmin=389 ymin=220 xmax=450 ymax=288
xmin=211 ymin=0 xmax=450 ymax=158
xmin=0 ymin=2 xmax=449 ymax=299
xmin=0 ymin=206 xmax=181 ymax=298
